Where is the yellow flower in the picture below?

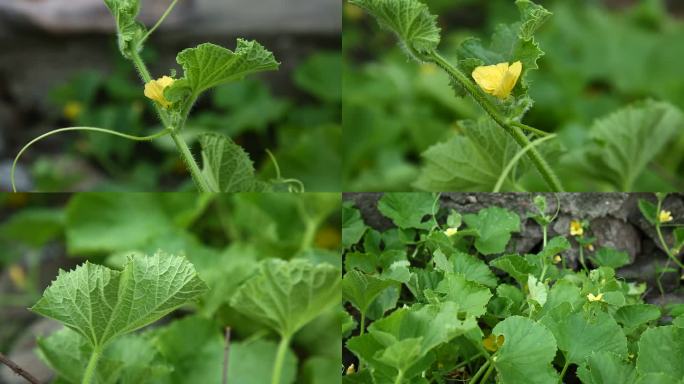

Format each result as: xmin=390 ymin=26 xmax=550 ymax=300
xmin=483 ymin=334 xmax=505 ymax=352
xmin=472 ymin=61 xmax=522 ymax=99
xmin=63 ymin=101 xmax=83 ymax=120
xmin=345 ymin=364 xmax=356 ymax=375
xmin=658 ymin=210 xmax=673 ymax=223
xmin=586 ymin=244 xmax=594 ymax=252
xmin=8 ymin=264 xmax=26 ymax=290
xmin=587 ymin=293 xmax=604 ymax=302
xmin=570 ymin=220 xmax=584 ymax=236
xmin=144 ymin=76 xmax=175 ymax=108
xmin=553 ymin=255 xmax=562 ymax=264
xmin=444 ymin=227 xmax=459 ymax=237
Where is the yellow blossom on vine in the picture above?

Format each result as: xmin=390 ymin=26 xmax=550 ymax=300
xmin=144 ymin=76 xmax=175 ymax=108
xmin=659 ymin=210 xmax=673 ymax=223
xmin=444 ymin=227 xmax=459 ymax=237
xmin=570 ymin=220 xmax=583 ymax=236
xmin=346 ymin=364 xmax=356 ymax=375
xmin=63 ymin=101 xmax=83 ymax=120
xmin=586 ymin=244 xmax=594 ymax=252
xmin=587 ymin=293 xmax=604 ymax=302
xmin=483 ymin=334 xmax=505 ymax=352
xmin=553 ymin=255 xmax=562 ymax=264
xmin=8 ymin=264 xmax=26 ymax=289
xmin=472 ymin=61 xmax=522 ymax=99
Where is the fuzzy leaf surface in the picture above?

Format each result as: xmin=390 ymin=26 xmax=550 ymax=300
xmin=31 ymin=252 xmax=208 ymax=349
xmin=230 ymin=259 xmax=341 ymax=338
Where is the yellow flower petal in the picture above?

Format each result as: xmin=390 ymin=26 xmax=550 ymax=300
xmin=444 ymin=227 xmax=459 ymax=237
xmin=553 ymin=255 xmax=562 ymax=264
xmin=570 ymin=220 xmax=584 ymax=236
xmin=63 ymin=101 xmax=83 ymax=120
xmin=587 ymin=293 xmax=604 ymax=302
xmin=472 ymin=61 xmax=522 ymax=99
xmin=658 ymin=210 xmax=673 ymax=223
xmin=144 ymin=76 xmax=175 ymax=108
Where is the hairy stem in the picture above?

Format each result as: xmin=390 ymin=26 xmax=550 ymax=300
xmin=428 ymin=51 xmax=563 ymax=192
xmin=0 ymin=352 xmax=40 ymax=384
xmin=271 ymin=335 xmax=291 ymax=384
xmin=11 ymin=127 xmax=169 ymax=192
xmin=129 ymin=50 xmax=210 ymax=192
xmin=170 ymin=131 xmax=211 ymax=192
xmin=82 ymin=348 xmax=101 ymax=384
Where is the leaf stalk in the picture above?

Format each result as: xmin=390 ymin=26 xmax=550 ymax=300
xmin=428 ymin=51 xmax=563 ymax=192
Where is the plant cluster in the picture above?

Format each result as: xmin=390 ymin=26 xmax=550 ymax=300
xmin=342 ymin=192 xmax=684 ymax=383
xmin=343 ymin=0 xmax=684 ymax=192
xmin=0 ymin=193 xmax=342 ymax=383
xmin=12 ymin=0 xmax=342 ymax=192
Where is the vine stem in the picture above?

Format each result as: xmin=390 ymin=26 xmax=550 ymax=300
xmin=223 ymin=327 xmax=231 ymax=384
xmin=428 ymin=51 xmax=563 ymax=192
xmin=82 ymin=348 xmax=102 ymax=384
xmin=0 ymin=352 xmax=40 ymax=384
xmin=394 ymin=370 xmax=405 ymax=384
xmin=478 ymin=362 xmax=495 ymax=384
xmin=11 ymin=127 xmax=169 ymax=192
xmin=140 ymin=0 xmax=180 ymax=44
xmin=557 ymin=358 xmax=570 ymax=384
xmin=469 ymin=360 xmax=490 ymax=384
xmin=493 ymin=134 xmax=558 ymax=192
xmin=129 ymin=50 xmax=211 ymax=192
xmin=655 ymin=198 xmax=684 ymax=269
xmin=271 ymin=335 xmax=291 ymax=384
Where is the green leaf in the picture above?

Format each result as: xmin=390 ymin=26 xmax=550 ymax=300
xmin=455 ymin=0 xmax=551 ymax=95
xmin=38 ymin=328 xmax=170 ymax=384
xmin=377 ymin=192 xmax=436 ymax=230
xmin=463 ymin=207 xmax=520 ymax=255
xmin=435 ymin=249 xmax=497 ymax=288
xmin=576 ymin=352 xmax=637 ymax=384
xmin=636 ymin=373 xmax=684 ymax=384
xmin=516 ymin=0 xmax=553 ymax=40
xmin=171 ymin=40 xmax=279 ymax=100
xmin=589 ymin=247 xmax=631 ymax=269
xmin=301 ymin=356 xmax=339 ymax=384
xmin=342 ymin=270 xmax=397 ymax=315
xmin=638 ymin=199 xmax=658 ymax=226
xmin=347 ymin=302 xmax=477 ymax=381
xmin=490 ymin=254 xmax=535 ymax=285
xmin=348 ymin=0 xmax=441 ymax=59
xmin=103 ymin=0 xmax=145 ymax=57
xmin=673 ymin=228 xmax=684 ymax=252
xmin=583 ymin=101 xmax=684 ymax=191
xmin=230 ymin=340 xmax=298 ymax=384
xmin=65 ymin=193 xmax=209 ymax=254
xmin=230 ymin=259 xmax=341 ymax=338
xmin=294 ymin=52 xmax=341 ymax=102
xmin=31 ymin=252 xmax=207 ymax=350
xmin=614 ymin=304 xmax=661 ymax=334
xmin=432 ymin=273 xmax=492 ymax=317
xmin=492 ymin=316 xmax=558 ymax=384
xmin=636 ymin=326 xmax=684 ymax=378
xmin=0 ymin=208 xmax=64 ymax=248
xmin=527 ymin=274 xmax=547 ymax=307
xmin=199 ymin=132 xmax=267 ymax=192
xmin=541 ymin=308 xmax=628 ymax=365
xmin=342 ymin=202 xmax=367 ymax=248
xmin=415 ymin=118 xmax=532 ymax=191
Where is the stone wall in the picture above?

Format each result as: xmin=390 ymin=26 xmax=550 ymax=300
xmin=343 ymin=193 xmax=684 ymax=304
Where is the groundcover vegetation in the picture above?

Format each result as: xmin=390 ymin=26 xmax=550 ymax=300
xmin=343 ymin=0 xmax=684 ymax=192
xmin=0 ymin=193 xmax=341 ymax=383
xmin=342 ymin=193 xmax=684 ymax=383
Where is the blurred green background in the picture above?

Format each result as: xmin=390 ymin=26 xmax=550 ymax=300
xmin=343 ymin=0 xmax=684 ymax=191
xmin=0 ymin=192 xmax=341 ymax=383
xmin=0 ymin=0 xmax=341 ymax=192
